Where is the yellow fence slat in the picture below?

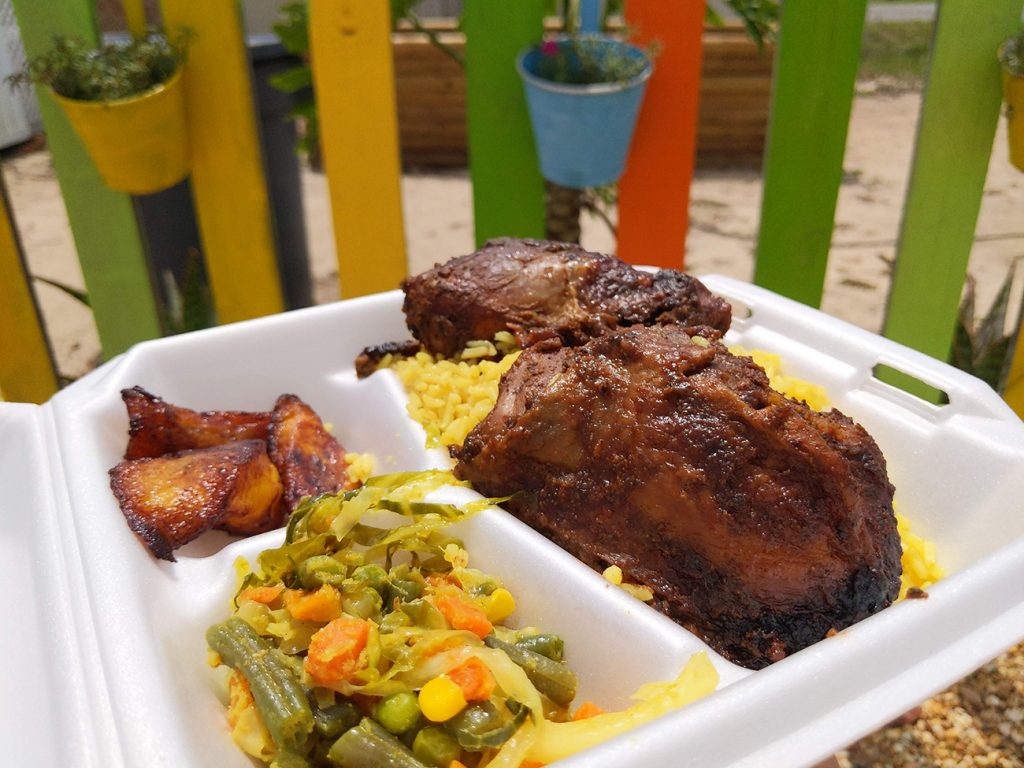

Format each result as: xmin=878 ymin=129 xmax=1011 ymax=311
xmin=160 ymin=0 xmax=284 ymax=323
xmin=0 ymin=183 xmax=58 ymax=403
xmin=1003 ymin=325 xmax=1024 ymax=419
xmin=310 ymin=0 xmax=407 ymax=297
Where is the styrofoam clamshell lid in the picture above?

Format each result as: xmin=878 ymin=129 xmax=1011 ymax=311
xmin=2 ymin=277 xmax=1022 ymax=767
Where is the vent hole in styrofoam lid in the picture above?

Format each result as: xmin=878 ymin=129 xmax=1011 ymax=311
xmin=726 ymin=297 xmax=753 ymax=321
xmin=872 ymin=364 xmax=949 ymax=407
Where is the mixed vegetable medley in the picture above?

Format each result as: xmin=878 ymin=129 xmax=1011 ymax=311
xmin=207 ymin=471 xmax=718 ymax=767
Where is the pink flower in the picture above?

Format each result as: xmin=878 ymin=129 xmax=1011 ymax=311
xmin=540 ymin=40 xmax=559 ymax=56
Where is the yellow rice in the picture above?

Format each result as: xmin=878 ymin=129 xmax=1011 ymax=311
xmin=387 ymin=344 xmax=521 ymax=449
xmin=895 ymin=510 xmax=945 ymax=599
xmin=344 ymin=452 xmax=376 ymax=484
xmin=389 ymin=340 xmax=941 ymax=597
xmin=729 ymin=346 xmax=831 ymax=411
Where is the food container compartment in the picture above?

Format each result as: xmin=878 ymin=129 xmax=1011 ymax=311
xmin=2 ymin=276 xmax=1022 ymax=767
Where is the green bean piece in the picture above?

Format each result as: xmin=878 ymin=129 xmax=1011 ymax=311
xmin=313 ymin=698 xmax=362 ymax=740
xmin=443 ymin=700 xmax=527 ymax=751
xmin=343 ymin=585 xmax=384 ymax=620
xmin=514 ymin=633 xmax=565 ymax=662
xmin=207 ymin=618 xmax=314 ymax=753
xmin=351 ymin=564 xmax=389 ymax=595
xmin=411 ymin=726 xmax=461 ymax=768
xmin=484 ymin=635 xmax=577 ymax=708
xmin=398 ymin=599 xmax=446 ymax=630
xmin=327 ymin=718 xmax=429 ymax=768
xmin=299 ymin=555 xmax=348 ymax=589
xmin=270 ymin=751 xmax=312 ymax=768
xmin=374 ymin=691 xmax=422 ymax=734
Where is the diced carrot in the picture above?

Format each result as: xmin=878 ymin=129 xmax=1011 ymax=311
xmin=226 ymin=671 xmax=255 ymax=729
xmin=447 ymin=656 xmax=495 ymax=702
xmin=434 ymin=593 xmax=493 ymax=639
xmin=237 ymin=585 xmax=284 ymax=605
xmin=304 ymin=616 xmax=370 ymax=687
xmin=285 ymin=584 xmax=342 ymax=623
xmin=572 ymin=701 xmax=606 ymax=721
xmin=520 ymin=762 xmax=546 ymax=768
xmin=427 ymin=573 xmax=461 ymax=589
xmin=449 ymin=761 xmax=470 ymax=768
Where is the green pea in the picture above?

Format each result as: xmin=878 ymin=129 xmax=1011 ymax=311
xmin=351 ymin=564 xmax=389 ymax=594
xmin=412 ymin=726 xmax=461 ymax=768
xmin=299 ymin=556 xmax=347 ymax=589
xmin=374 ymin=691 xmax=421 ymax=735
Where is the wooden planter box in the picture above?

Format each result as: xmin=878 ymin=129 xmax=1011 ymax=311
xmin=393 ymin=25 xmax=773 ymax=169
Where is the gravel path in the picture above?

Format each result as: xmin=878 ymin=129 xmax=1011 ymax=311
xmin=840 ymin=642 xmax=1024 ymax=767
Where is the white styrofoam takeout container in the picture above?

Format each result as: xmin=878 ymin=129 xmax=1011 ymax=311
xmin=3 ymin=276 xmax=1023 ymax=767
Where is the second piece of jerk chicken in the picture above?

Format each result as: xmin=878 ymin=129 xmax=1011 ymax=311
xmin=400 ymin=237 xmax=732 ymax=357
xmin=453 ymin=324 xmax=902 ymax=669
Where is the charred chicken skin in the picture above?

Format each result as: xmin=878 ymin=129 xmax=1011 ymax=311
xmin=400 ymin=237 xmax=732 ymax=357
xmin=453 ymin=325 xmax=902 ymax=669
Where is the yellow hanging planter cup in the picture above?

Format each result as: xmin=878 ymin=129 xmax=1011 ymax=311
xmin=51 ymin=68 xmax=190 ymax=195
xmin=1003 ymin=67 xmax=1024 ymax=172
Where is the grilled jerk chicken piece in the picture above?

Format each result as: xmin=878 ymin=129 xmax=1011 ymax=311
xmin=401 ymin=238 xmax=732 ymax=357
xmin=453 ymin=325 xmax=901 ymax=669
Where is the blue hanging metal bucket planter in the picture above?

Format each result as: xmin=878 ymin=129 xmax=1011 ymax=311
xmin=517 ymin=36 xmax=653 ymax=189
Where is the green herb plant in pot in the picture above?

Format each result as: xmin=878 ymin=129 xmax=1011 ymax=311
xmin=517 ymin=34 xmax=653 ymax=190
xmin=999 ymin=27 xmax=1024 ymax=172
xmin=9 ymin=33 xmax=191 ymax=194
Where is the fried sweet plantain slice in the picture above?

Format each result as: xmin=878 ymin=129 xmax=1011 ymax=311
xmin=110 ymin=439 xmax=284 ymax=561
xmin=122 ymin=386 xmax=271 ymax=460
xmin=269 ymin=394 xmax=355 ymax=511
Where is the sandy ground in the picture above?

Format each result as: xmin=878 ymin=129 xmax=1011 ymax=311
xmin=6 ymin=89 xmax=1023 ymax=381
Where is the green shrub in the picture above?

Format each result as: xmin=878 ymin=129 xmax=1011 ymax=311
xmin=9 ymin=32 xmax=189 ymax=102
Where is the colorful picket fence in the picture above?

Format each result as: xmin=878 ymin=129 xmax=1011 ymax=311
xmin=2 ymin=0 xmax=1023 ymax=416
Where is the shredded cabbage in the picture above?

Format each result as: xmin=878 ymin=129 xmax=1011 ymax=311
xmin=526 ymin=652 xmax=720 ymax=765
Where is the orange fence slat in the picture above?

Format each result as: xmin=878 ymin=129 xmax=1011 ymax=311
xmin=616 ymin=0 xmax=706 ymax=269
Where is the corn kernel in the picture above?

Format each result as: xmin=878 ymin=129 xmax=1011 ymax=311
xmin=418 ymin=676 xmax=467 ymax=722
xmin=484 ymin=588 xmax=516 ymax=623
xmin=620 ymin=583 xmax=655 ymax=602
xmin=602 ymin=565 xmax=623 ymax=585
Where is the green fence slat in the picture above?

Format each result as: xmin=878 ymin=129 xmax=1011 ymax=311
xmin=463 ymin=0 xmax=546 ymax=246
xmin=10 ymin=0 xmax=161 ymax=358
xmin=883 ymin=0 xmax=1024 ymax=364
xmin=753 ymin=0 xmax=868 ymax=307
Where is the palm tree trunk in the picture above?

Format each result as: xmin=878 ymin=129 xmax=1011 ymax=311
xmin=545 ymin=182 xmax=582 ymax=243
